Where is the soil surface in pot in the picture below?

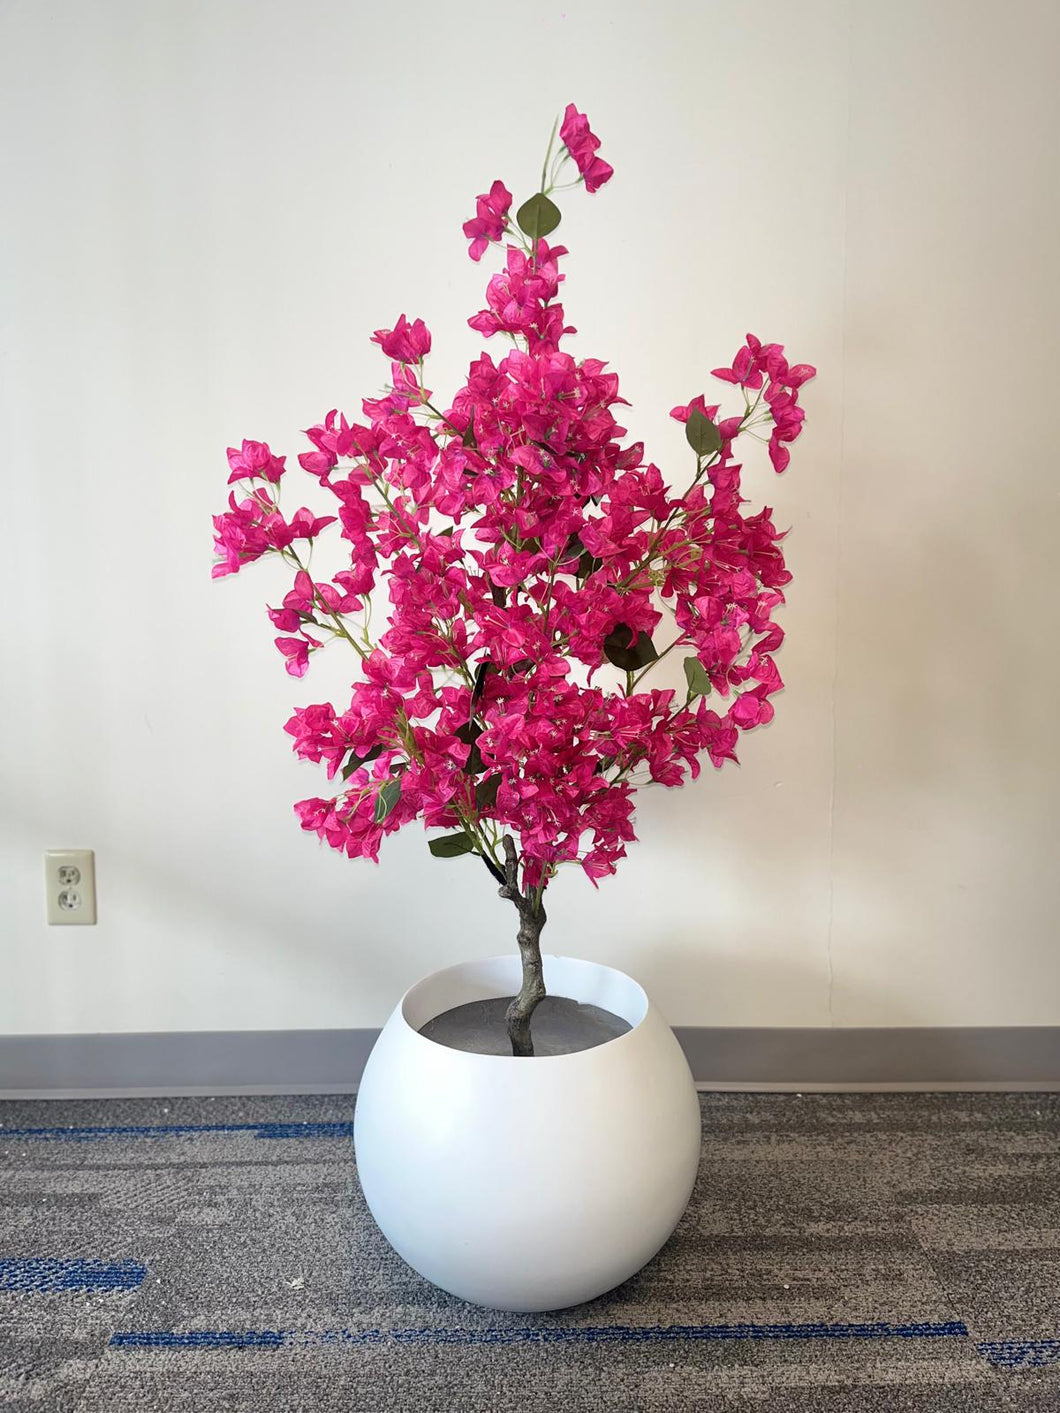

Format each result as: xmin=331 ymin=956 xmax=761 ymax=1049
xmin=419 ymin=995 xmax=632 ymax=1056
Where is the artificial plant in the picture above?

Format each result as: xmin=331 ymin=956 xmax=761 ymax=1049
xmin=213 ymin=105 xmax=814 ymax=1055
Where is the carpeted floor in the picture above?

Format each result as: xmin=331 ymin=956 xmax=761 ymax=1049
xmin=1 ymin=1092 xmax=1059 ymax=1411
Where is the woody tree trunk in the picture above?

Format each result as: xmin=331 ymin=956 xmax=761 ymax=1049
xmin=497 ymin=834 xmax=547 ymax=1057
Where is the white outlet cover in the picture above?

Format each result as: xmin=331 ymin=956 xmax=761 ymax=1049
xmin=44 ymin=849 xmax=97 ymax=925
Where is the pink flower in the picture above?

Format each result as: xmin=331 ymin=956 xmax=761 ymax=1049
xmin=226 ymin=440 xmax=286 ymax=484
xmin=559 ymin=104 xmax=614 ymax=194
xmin=212 ymin=106 xmax=814 ymax=908
xmin=466 ymin=241 xmax=575 ymax=352
xmin=268 ymin=569 xmax=364 ymax=632
xmin=711 ymin=336 xmax=765 ymax=390
xmin=730 ymin=688 xmax=776 ymax=729
xmin=274 ymin=632 xmax=321 ymax=678
xmin=294 ymin=796 xmax=333 ymax=835
xmin=371 ymin=315 xmax=432 ymax=363
xmin=669 ymin=395 xmax=720 ymax=425
xmin=707 ymin=336 xmax=816 ymax=473
xmin=285 ymin=507 xmax=338 ymax=546
xmin=463 ymin=180 xmax=513 ymax=261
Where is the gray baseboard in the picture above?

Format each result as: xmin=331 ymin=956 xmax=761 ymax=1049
xmin=0 ymin=1029 xmax=379 ymax=1100
xmin=1 ymin=1026 xmax=1058 ymax=1098
xmin=673 ymin=1026 xmax=1060 ymax=1090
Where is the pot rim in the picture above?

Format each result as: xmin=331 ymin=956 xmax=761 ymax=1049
xmin=397 ymin=953 xmax=650 ymax=1062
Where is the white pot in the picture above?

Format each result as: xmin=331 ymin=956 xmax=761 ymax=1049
xmin=353 ymin=953 xmax=701 ymax=1312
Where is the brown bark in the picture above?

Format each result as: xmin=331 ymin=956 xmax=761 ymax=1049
xmin=496 ymin=834 xmax=547 ymax=1057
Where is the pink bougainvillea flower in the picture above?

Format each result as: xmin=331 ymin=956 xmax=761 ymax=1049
xmin=466 ymin=240 xmax=572 ymax=350
xmin=462 ymin=180 xmax=513 ymax=261
xmin=711 ymin=335 xmax=765 ymax=390
xmin=274 ymin=631 xmax=321 ymax=678
xmin=706 ymin=335 xmax=817 ymax=473
xmin=559 ymin=104 xmax=613 ymax=194
xmin=226 ymin=439 xmax=286 ymax=485
xmin=370 ymin=314 xmax=432 ymax=364
xmin=285 ymin=507 xmax=338 ymax=543
xmin=730 ymin=687 xmax=776 ymax=729
xmin=668 ymin=395 xmax=721 ymax=425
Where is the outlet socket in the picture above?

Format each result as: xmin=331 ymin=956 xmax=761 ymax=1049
xmin=45 ymin=849 xmax=97 ymax=925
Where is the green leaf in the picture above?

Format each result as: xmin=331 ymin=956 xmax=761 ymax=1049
xmin=558 ymin=533 xmax=592 ymax=575
xmin=470 ymin=660 xmax=497 ymax=711
xmin=455 ymin=720 xmax=485 ymax=776
xmin=685 ymin=407 xmax=721 ymax=458
xmin=683 ymin=656 xmax=713 ymax=699
xmin=428 ymin=831 xmax=476 ymax=859
xmin=604 ymin=624 xmax=659 ymax=673
xmin=462 ymin=409 xmax=477 ymax=449
xmin=516 ymin=192 xmax=561 ymax=242
xmin=341 ymin=743 xmax=383 ymax=781
xmin=475 ymin=773 xmax=501 ymax=809
xmin=373 ymin=778 xmax=401 ymax=824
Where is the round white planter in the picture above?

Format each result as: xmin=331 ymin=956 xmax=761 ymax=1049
xmin=353 ymin=954 xmax=701 ymax=1312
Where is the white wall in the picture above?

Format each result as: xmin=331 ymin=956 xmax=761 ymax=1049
xmin=2 ymin=0 xmax=1057 ymax=1036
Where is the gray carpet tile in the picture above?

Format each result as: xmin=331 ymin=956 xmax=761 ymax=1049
xmin=0 ymin=1092 xmax=1058 ymax=1410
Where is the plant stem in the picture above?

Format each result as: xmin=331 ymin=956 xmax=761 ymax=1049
xmin=497 ymin=834 xmax=547 ymax=1057
xmin=629 ymin=635 xmax=682 ymax=691
xmin=421 ymin=395 xmax=465 ymax=439
xmin=540 ymin=113 xmax=559 ymax=194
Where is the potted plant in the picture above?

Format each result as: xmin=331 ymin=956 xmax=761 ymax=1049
xmin=212 ymin=104 xmax=814 ymax=1311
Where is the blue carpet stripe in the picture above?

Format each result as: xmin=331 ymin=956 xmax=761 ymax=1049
xmin=0 ymin=1259 xmax=147 ymax=1292
xmin=978 ymin=1338 xmax=1060 ymax=1370
xmin=112 ymin=1330 xmax=285 ymax=1349
xmin=0 ymin=1121 xmax=354 ymax=1142
xmin=110 ymin=1320 xmax=969 ymax=1350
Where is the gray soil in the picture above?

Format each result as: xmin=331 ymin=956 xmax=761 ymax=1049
xmin=418 ymin=994 xmax=632 ymax=1056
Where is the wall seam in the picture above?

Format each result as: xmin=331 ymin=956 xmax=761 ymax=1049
xmin=823 ymin=0 xmax=856 ymax=1028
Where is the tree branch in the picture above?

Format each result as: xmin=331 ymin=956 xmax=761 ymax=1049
xmin=496 ymin=833 xmax=548 ymax=1056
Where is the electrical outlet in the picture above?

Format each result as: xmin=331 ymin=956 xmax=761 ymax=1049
xmin=44 ymin=849 xmax=97 ymax=925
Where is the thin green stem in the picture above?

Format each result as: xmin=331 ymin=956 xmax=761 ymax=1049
xmin=540 ymin=113 xmax=559 ymax=194
xmin=421 ymin=394 xmax=465 ymax=439
xmin=282 ymin=549 xmax=368 ymax=661
xmin=629 ymin=636 xmax=683 ymax=691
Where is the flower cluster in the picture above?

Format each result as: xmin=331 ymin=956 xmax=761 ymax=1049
xmin=213 ymin=107 xmax=814 ymax=899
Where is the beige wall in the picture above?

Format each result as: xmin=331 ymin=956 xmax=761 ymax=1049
xmin=2 ymin=0 xmax=1057 ymax=1034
